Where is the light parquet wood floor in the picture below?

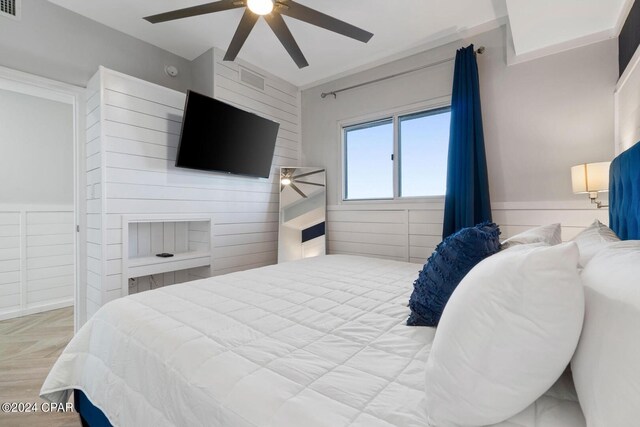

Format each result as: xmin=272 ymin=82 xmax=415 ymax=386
xmin=0 ymin=307 xmax=81 ymax=427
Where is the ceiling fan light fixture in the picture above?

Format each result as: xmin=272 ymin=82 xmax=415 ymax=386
xmin=281 ymin=177 xmax=292 ymax=186
xmin=247 ymin=0 xmax=274 ymax=15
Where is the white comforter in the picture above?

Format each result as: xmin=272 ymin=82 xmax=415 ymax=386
xmin=41 ymin=255 xmax=585 ymax=427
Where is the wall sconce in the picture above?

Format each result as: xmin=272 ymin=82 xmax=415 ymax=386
xmin=571 ymin=162 xmax=610 ymax=209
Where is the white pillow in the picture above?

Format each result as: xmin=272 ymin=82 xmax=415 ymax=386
xmin=571 ymin=219 xmax=620 ymax=267
xmin=425 ymin=243 xmax=584 ymax=427
xmin=501 ymin=223 xmax=562 ymax=249
xmin=571 ymin=241 xmax=640 ymax=427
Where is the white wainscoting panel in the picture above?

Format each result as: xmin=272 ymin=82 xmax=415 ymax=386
xmin=327 ymin=201 xmax=609 ymax=264
xmin=85 ymin=65 xmax=300 ymax=318
xmin=0 ymin=212 xmax=20 ymax=316
xmin=0 ymin=206 xmax=74 ymax=320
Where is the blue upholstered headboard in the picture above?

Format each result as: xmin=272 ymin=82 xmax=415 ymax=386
xmin=609 ymin=142 xmax=640 ymax=240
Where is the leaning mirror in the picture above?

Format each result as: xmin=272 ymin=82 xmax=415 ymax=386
xmin=278 ymin=167 xmax=326 ymax=263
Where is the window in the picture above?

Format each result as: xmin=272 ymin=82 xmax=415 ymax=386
xmin=343 ymin=106 xmax=451 ymax=201
xmin=344 ymin=119 xmax=394 ymax=200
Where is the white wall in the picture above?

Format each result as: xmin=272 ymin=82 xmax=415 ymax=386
xmin=303 ymin=26 xmax=617 ymax=205
xmin=616 ymin=46 xmax=640 ymax=154
xmin=302 ymin=26 xmax=617 ymax=261
xmin=85 ymin=61 xmax=300 ymax=319
xmin=0 ymin=89 xmax=73 ymax=204
xmin=0 ymin=0 xmax=192 ymax=92
xmin=485 ymin=30 xmax=617 ymax=203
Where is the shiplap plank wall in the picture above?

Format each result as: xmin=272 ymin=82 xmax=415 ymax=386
xmin=206 ymin=51 xmax=299 ymax=276
xmin=85 ymin=63 xmax=300 ymax=318
xmin=327 ymin=203 xmax=609 ymax=264
xmin=0 ymin=207 xmax=74 ymax=320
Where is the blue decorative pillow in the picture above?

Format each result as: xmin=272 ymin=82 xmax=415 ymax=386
xmin=407 ymin=222 xmax=501 ymax=326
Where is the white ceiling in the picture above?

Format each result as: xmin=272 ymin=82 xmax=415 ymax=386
xmin=48 ymin=0 xmax=630 ymax=88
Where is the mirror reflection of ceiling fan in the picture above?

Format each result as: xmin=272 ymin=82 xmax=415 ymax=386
xmin=143 ymin=0 xmax=373 ymax=69
xmin=281 ymin=168 xmax=325 ymax=198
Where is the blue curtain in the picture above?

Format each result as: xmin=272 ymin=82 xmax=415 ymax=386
xmin=442 ymin=44 xmax=492 ymax=239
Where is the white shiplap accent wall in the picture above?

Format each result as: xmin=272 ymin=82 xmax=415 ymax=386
xmin=85 ymin=65 xmax=300 ymax=319
xmin=0 ymin=206 xmax=74 ymax=320
xmin=328 ymin=202 xmax=609 ymax=264
xmin=211 ymin=50 xmax=300 ymax=275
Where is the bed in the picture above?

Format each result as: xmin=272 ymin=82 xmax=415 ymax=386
xmin=41 ymin=254 xmax=585 ymax=427
xmin=40 ymin=143 xmax=640 ymax=427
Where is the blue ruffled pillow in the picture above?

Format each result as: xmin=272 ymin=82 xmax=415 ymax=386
xmin=407 ymin=222 xmax=501 ymax=327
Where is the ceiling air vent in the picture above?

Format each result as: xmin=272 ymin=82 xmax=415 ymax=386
xmin=239 ymin=67 xmax=265 ymax=92
xmin=0 ymin=0 xmax=20 ymax=20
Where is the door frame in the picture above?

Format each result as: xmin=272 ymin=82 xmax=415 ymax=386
xmin=0 ymin=66 xmax=85 ymax=332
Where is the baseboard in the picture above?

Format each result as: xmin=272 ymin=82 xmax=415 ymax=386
xmin=0 ymin=298 xmax=74 ymax=322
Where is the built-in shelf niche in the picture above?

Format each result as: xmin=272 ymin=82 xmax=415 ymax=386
xmin=121 ymin=214 xmax=214 ymax=295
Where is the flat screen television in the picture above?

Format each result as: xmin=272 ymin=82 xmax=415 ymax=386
xmin=175 ymin=90 xmax=280 ymax=178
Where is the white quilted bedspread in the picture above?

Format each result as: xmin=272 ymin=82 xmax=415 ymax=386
xmin=41 ymin=255 xmax=585 ymax=427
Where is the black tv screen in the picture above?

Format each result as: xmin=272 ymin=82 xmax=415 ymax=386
xmin=175 ymin=91 xmax=280 ymax=178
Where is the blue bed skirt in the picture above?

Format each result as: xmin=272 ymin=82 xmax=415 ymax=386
xmin=74 ymin=389 xmax=112 ymax=427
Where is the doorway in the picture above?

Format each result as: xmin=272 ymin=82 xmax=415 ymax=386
xmin=0 ymin=67 xmax=83 ymax=331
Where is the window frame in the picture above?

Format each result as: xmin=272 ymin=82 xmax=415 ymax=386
xmin=343 ymin=117 xmax=395 ymax=201
xmin=339 ymin=97 xmax=451 ymax=204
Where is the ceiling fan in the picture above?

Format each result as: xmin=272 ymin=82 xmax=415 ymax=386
xmin=281 ymin=168 xmax=325 ymax=198
xmin=144 ymin=0 xmax=373 ymax=69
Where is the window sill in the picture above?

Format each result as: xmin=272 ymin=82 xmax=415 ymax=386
xmin=341 ymin=196 xmax=444 ymax=203
xmin=334 ymin=196 xmax=445 ymax=210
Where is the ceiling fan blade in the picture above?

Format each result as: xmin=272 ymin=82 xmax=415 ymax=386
xmin=292 ymin=180 xmax=324 ymax=187
xmin=289 ymin=182 xmax=308 ymax=198
xmin=291 ymin=169 xmax=325 ymax=180
xmin=282 ymin=167 xmax=295 ymax=178
xmin=144 ymin=0 xmax=243 ymax=24
xmin=278 ymin=1 xmax=373 ymax=43
xmin=264 ymin=13 xmax=309 ymax=68
xmin=224 ymin=9 xmax=260 ymax=62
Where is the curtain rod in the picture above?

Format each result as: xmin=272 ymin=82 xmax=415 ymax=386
xmin=320 ymin=46 xmax=485 ymax=99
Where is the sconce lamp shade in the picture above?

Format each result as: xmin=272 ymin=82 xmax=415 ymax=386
xmin=571 ymin=162 xmax=611 ymax=194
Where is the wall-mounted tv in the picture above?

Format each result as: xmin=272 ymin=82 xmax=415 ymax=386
xmin=175 ymin=91 xmax=280 ymax=179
